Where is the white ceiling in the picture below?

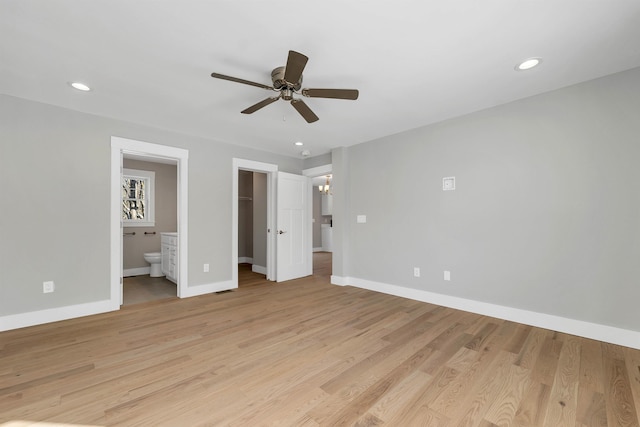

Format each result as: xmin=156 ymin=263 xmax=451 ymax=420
xmin=2 ymin=1 xmax=640 ymax=159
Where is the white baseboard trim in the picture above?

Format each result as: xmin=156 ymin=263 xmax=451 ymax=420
xmin=252 ymin=265 xmax=267 ymax=275
xmin=123 ymin=267 xmax=150 ymax=277
xmin=331 ymin=275 xmax=349 ymax=286
xmin=180 ymin=280 xmax=235 ymax=298
xmin=331 ymin=275 xmax=640 ymax=350
xmin=313 ymin=247 xmax=324 ymax=252
xmin=0 ymin=300 xmax=118 ymax=332
xmin=238 ymin=257 xmax=253 ymax=264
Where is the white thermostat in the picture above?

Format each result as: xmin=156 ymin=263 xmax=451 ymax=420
xmin=443 ymin=177 xmax=456 ymax=191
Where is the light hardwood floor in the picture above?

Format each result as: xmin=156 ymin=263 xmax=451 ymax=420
xmin=1 ymin=252 xmax=639 ymax=426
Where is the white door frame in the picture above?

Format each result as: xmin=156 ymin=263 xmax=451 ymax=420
xmin=302 ymin=164 xmax=332 ymax=179
xmin=110 ymin=137 xmax=189 ymax=306
xmin=232 ymin=159 xmax=277 ymax=287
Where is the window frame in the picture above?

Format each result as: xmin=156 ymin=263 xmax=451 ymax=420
xmin=122 ymin=168 xmax=155 ymax=227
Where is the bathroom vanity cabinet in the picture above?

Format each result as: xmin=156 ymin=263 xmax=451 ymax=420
xmin=161 ymin=232 xmax=178 ymax=284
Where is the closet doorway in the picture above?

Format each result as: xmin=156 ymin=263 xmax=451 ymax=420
xmin=237 ymin=170 xmax=268 ymax=287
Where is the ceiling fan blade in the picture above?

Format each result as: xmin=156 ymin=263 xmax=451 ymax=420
xmin=290 ymin=99 xmax=319 ymax=123
xmin=283 ymin=50 xmax=308 ymax=84
xmin=302 ymin=88 xmax=359 ymax=100
xmin=211 ymin=73 xmax=273 ymax=91
xmin=241 ymin=96 xmax=280 ymax=114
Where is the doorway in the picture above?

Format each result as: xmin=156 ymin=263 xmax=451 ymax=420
xmin=232 ymin=159 xmax=277 ymax=288
xmin=121 ymin=157 xmax=178 ymax=305
xmin=303 ymin=164 xmax=333 ymax=278
xmin=232 ymin=158 xmax=312 ymax=287
xmin=110 ymin=137 xmax=189 ymax=308
xmin=237 ymin=170 xmax=268 ymax=287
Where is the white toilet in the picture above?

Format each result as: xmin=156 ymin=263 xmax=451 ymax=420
xmin=143 ymin=252 xmax=163 ymax=277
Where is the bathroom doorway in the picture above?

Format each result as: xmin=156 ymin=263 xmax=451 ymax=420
xmin=110 ymin=137 xmax=189 ymax=308
xmin=121 ymin=157 xmax=178 ymax=305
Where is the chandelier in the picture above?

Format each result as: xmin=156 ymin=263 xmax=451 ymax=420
xmin=318 ymin=175 xmax=331 ymax=194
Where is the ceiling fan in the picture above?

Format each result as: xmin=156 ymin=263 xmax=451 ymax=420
xmin=211 ymin=50 xmax=359 ymax=123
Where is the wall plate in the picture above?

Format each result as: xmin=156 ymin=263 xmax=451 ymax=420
xmin=443 ymin=177 xmax=456 ymax=191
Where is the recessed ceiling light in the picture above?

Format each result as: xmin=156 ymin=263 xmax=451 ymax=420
xmin=294 ymin=141 xmax=304 ymax=146
xmin=69 ymin=82 xmax=91 ymax=91
xmin=515 ymin=58 xmax=542 ymax=71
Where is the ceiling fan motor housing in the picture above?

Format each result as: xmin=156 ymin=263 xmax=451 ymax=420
xmin=271 ymin=66 xmax=302 ymax=91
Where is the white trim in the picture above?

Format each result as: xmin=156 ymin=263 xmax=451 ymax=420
xmin=238 ymin=257 xmax=253 ymax=264
xmin=313 ymin=247 xmax=324 ymax=252
xmin=252 ymin=265 xmax=267 ymax=275
xmin=332 ymin=275 xmax=640 ymax=350
xmin=181 ymin=280 xmax=234 ymax=298
xmin=123 ymin=267 xmax=151 ymax=277
xmin=232 ymin=159 xmax=278 ymax=287
xmin=331 ymin=275 xmax=350 ymax=286
xmin=112 ymin=137 xmax=189 ymax=306
xmin=303 ymin=164 xmax=332 ymax=177
xmin=0 ymin=300 xmax=117 ymax=332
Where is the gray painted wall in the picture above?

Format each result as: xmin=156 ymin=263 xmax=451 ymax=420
xmin=303 ymin=152 xmax=332 ymax=170
xmin=0 ymin=94 xmax=301 ymax=317
xmin=333 ymin=67 xmax=640 ymax=332
xmin=122 ymin=159 xmax=177 ymax=270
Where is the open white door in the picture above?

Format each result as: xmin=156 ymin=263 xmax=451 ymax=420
xmin=276 ymin=172 xmax=312 ymax=282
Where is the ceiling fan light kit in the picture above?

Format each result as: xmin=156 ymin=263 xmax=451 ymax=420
xmin=211 ymin=50 xmax=359 ymax=123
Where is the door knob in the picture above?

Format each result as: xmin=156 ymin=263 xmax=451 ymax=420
xmin=278 ymin=230 xmax=287 ymax=234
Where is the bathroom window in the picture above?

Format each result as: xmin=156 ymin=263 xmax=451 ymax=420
xmin=122 ymin=168 xmax=155 ymax=227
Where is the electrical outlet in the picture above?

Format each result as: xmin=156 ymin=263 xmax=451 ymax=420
xmin=413 ymin=267 xmax=420 ymax=277
xmin=43 ymin=281 xmax=55 ymax=293
xmin=444 ymin=271 xmax=451 ymax=281
xmin=203 ymin=264 xmax=209 ymax=273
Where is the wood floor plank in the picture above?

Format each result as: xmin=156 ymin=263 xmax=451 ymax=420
xmin=2 ymin=253 xmax=640 ymax=426
xmin=603 ymin=355 xmax=640 ymax=427
xmin=513 ymin=328 xmax=551 ymax=370
xmin=575 ymin=388 xmax=608 ymax=427
xmin=367 ymin=369 xmax=433 ymax=422
xmin=384 ymin=364 xmax=461 ymax=425
xmin=512 ymin=382 xmax=552 ymax=427
xmin=530 ymin=335 xmax=564 ymax=386
xmin=624 ymin=346 xmax=640 ymax=426
xmin=428 ymin=345 xmax=506 ymax=418
xmin=541 ymin=335 xmax=581 ymax=426
xmin=580 ymin=339 xmax=605 ymax=393
xmin=402 ymin=406 xmax=451 ymax=426
xmin=481 ymin=363 xmax=531 ymax=425
xmin=448 ymin=350 xmax=518 ymax=427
